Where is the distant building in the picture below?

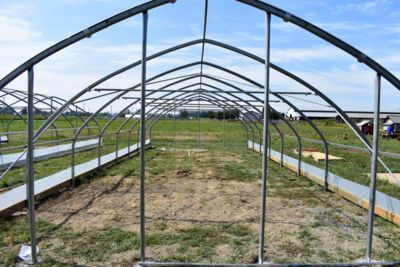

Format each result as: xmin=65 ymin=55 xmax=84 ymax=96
xmin=356 ymin=120 xmax=373 ymax=135
xmin=295 ymin=110 xmax=337 ymax=120
xmin=124 ymin=114 xmax=140 ymax=119
xmin=306 ymin=112 xmax=336 ymax=120
xmin=336 ymin=113 xmax=388 ymax=123
xmin=293 ymin=110 xmax=400 ymax=125
xmin=383 ymin=115 xmax=400 ymax=136
xmin=285 ymin=108 xmax=301 ymax=120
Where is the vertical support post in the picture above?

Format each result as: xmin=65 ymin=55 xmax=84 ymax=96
xmin=75 ymin=106 xmax=78 ymax=133
xmin=139 ymin=11 xmax=148 ymax=263
xmin=2 ymin=96 xmax=5 ymax=150
xmin=50 ymin=98 xmax=53 ymax=141
xmin=137 ymin=128 xmax=140 ymax=147
xmin=98 ymin=134 xmax=102 ymax=167
xmin=174 ymin=108 xmax=176 ymax=146
xmin=198 ymin=97 xmax=200 ymax=148
xmin=69 ymin=107 xmax=73 ymax=134
xmin=115 ymin=132 xmax=119 ymax=159
xmin=279 ymin=130 xmax=284 ymax=167
xmin=128 ymin=128 xmax=132 ymax=153
xmin=87 ymin=106 xmax=91 ymax=137
xmin=223 ymin=110 xmax=225 ymax=147
xmin=259 ymin=130 xmax=262 ymax=154
xmin=71 ymin=138 xmax=76 ymax=188
xmin=268 ymin=130 xmax=271 ymax=159
xmin=259 ymin=12 xmax=271 ymax=264
xmin=323 ymin=141 xmax=329 ymax=191
xmin=252 ymin=126 xmax=255 ymax=151
xmin=366 ymin=73 xmax=381 ymax=262
xmin=297 ymin=138 xmax=302 ymax=176
xmin=0 ymin=100 xmax=2 ymax=156
xmin=27 ymin=67 xmax=38 ymax=264
xmin=245 ymin=125 xmax=249 ymax=147
xmin=149 ymin=125 xmax=153 ymax=142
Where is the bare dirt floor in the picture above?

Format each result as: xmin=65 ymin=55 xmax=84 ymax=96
xmin=1 ymin=145 xmax=400 ymax=266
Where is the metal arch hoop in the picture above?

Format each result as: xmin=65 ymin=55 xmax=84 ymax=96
xmin=0 ymin=89 xmax=60 ymax=141
xmin=0 ymin=0 xmax=398 ymax=265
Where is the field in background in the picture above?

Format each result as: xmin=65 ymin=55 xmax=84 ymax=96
xmin=0 ymin=118 xmax=399 ymax=199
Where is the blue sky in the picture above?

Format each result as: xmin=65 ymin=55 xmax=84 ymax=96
xmin=0 ymin=0 xmax=399 ymax=113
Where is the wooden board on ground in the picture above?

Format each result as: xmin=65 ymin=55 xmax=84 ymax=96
xmin=293 ymin=149 xmax=344 ymax=162
xmin=371 ymin=173 xmax=400 ymax=186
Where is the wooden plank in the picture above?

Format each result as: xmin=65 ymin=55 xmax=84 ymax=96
xmin=376 ymin=173 xmax=400 ymax=186
xmin=292 ymin=149 xmax=344 ymax=161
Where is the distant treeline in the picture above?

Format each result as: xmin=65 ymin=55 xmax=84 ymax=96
xmin=178 ymin=109 xmax=240 ymax=120
xmin=157 ymin=108 xmax=283 ymax=120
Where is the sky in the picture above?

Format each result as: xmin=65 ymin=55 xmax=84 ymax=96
xmin=0 ymin=0 xmax=399 ymax=114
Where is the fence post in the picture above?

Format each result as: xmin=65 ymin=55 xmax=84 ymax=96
xmin=27 ymin=67 xmax=38 ymax=264
xmin=139 ymin=10 xmax=148 ymax=263
xmin=259 ymin=11 xmax=271 ymax=264
xmin=366 ymin=73 xmax=381 ymax=262
xmin=174 ymin=108 xmax=176 ymax=146
xmin=223 ymin=110 xmax=225 ymax=147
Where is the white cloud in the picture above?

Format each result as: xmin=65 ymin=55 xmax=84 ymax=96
xmin=205 ymin=44 xmax=345 ymax=64
xmin=314 ymin=21 xmax=375 ymax=31
xmin=271 ymin=22 xmax=296 ymax=32
xmin=0 ymin=16 xmax=42 ymax=42
xmin=0 ymin=35 xmax=203 ymax=113
xmin=336 ymin=0 xmax=392 ymax=14
xmin=0 ymin=2 xmax=41 ymax=43
xmin=376 ymin=52 xmax=400 ymax=68
xmin=235 ymin=32 xmax=264 ymax=42
xmin=0 ymin=2 xmax=33 ymax=17
xmin=0 ymin=2 xmax=44 ymax=77
xmin=271 ymin=46 xmax=343 ymax=63
xmin=383 ymin=24 xmax=400 ymax=34
xmin=198 ymin=59 xmax=383 ymax=112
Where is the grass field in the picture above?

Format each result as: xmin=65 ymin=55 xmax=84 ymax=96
xmin=0 ymin=118 xmax=399 ymax=266
xmin=0 ymin=117 xmax=399 ymax=198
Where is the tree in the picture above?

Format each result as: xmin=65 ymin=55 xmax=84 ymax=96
xmin=208 ymin=111 xmax=216 ymax=119
xmin=180 ymin=109 xmax=188 ymax=119
xmin=269 ymin=109 xmax=281 ymax=120
xmin=228 ymin=108 xmax=240 ymax=120
xmin=200 ymin=111 xmax=208 ymax=118
xmin=216 ymin=111 xmax=223 ymax=120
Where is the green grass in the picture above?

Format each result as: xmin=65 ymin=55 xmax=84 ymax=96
xmin=54 ymin=227 xmax=140 ymax=262
xmin=0 ymin=221 xmax=256 ymax=265
xmin=145 ymin=223 xmax=258 ymax=263
xmin=0 ymin=219 xmax=57 ymax=266
xmin=1 ymin=118 xmax=400 ymax=199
